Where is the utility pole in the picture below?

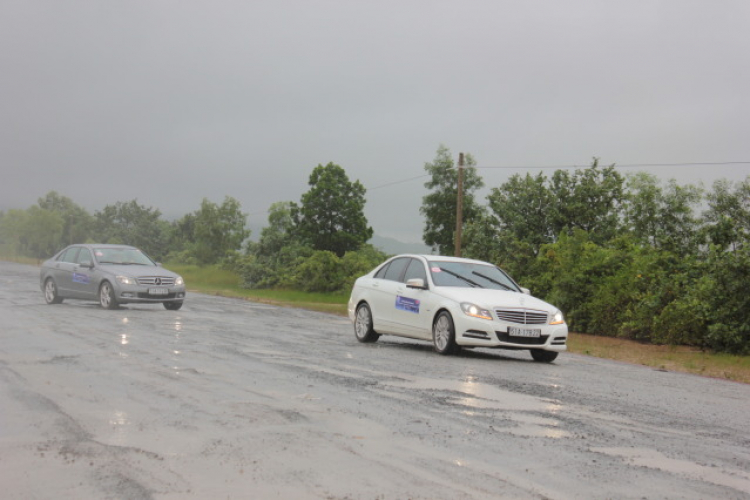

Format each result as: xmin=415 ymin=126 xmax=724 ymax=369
xmin=454 ymin=152 xmax=464 ymax=257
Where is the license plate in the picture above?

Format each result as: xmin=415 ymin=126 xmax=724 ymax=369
xmin=508 ymin=327 xmax=541 ymax=338
xmin=149 ymin=288 xmax=168 ymax=295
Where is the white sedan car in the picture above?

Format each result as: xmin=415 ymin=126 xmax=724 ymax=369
xmin=347 ymin=255 xmax=568 ymax=362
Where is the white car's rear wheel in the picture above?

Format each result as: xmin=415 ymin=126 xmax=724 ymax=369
xmin=354 ymin=303 xmax=379 ymax=343
xmin=433 ymin=311 xmax=459 ymax=355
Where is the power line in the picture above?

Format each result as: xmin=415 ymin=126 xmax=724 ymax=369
xmin=475 ymin=161 xmax=750 ymax=170
xmin=367 ymin=174 xmax=430 ymax=191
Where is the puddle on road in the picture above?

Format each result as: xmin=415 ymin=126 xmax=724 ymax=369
xmin=592 ymin=447 xmax=750 ymax=494
xmin=386 ymin=376 xmax=571 ymax=439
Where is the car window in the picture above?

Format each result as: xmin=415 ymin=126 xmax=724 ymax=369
xmin=403 ymin=258 xmax=427 ymax=284
xmin=429 ymin=261 xmax=520 ymax=291
xmin=58 ymin=247 xmax=80 ymax=263
xmin=76 ymin=248 xmax=93 ymax=265
xmin=374 ymin=263 xmax=389 ymax=279
xmin=382 ymin=257 xmax=410 ymax=282
xmin=95 ymin=247 xmax=154 ymax=265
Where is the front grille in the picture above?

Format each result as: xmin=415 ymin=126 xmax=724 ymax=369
xmin=136 ymin=276 xmax=176 ymax=286
xmin=494 ymin=308 xmax=548 ymax=325
xmin=495 ymin=332 xmax=549 ymax=345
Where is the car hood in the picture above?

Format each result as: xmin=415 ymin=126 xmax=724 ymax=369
xmin=98 ymin=264 xmax=180 ymax=278
xmin=434 ymin=287 xmax=558 ymax=312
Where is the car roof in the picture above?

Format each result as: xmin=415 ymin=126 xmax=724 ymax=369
xmin=72 ymin=244 xmax=138 ymax=249
xmin=391 ymin=254 xmax=494 ymax=266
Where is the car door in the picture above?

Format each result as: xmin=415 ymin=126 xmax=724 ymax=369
xmin=69 ymin=247 xmax=98 ymax=299
xmin=391 ymin=258 xmax=433 ymax=340
xmin=50 ymin=247 xmax=80 ymax=297
xmin=367 ymin=257 xmax=410 ymax=335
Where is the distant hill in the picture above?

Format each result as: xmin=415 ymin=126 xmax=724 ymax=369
xmin=368 ymin=235 xmax=432 ymax=256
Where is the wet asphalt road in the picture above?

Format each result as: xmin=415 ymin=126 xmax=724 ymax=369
xmin=1 ymin=260 xmax=749 ymax=499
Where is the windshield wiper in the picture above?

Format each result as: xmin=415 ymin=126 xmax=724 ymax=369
xmin=472 ymin=271 xmax=515 ymax=291
xmin=439 ymin=267 xmax=483 ymax=288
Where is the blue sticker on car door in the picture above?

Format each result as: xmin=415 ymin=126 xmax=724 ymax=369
xmin=395 ymin=296 xmax=420 ymax=313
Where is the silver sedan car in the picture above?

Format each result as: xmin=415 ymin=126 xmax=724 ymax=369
xmin=40 ymin=244 xmax=186 ymax=310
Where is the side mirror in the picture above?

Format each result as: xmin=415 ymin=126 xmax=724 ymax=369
xmin=80 ymin=260 xmax=94 ymax=269
xmin=520 ymin=287 xmax=531 ymax=295
xmin=406 ymin=278 xmax=427 ymax=290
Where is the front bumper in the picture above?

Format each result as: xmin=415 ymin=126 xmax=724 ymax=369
xmin=115 ymin=284 xmax=187 ymax=304
xmin=454 ymin=315 xmax=568 ymax=352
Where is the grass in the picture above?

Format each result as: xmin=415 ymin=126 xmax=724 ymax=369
xmin=6 ymin=255 xmax=748 ymax=384
xmin=168 ymin=263 xmax=350 ymax=315
xmin=567 ymin=334 xmax=750 ymax=384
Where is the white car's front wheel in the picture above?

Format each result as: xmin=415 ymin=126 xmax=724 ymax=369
xmin=433 ymin=311 xmax=459 ymax=355
xmin=530 ymin=349 xmax=558 ymax=363
xmin=354 ymin=303 xmax=379 ymax=343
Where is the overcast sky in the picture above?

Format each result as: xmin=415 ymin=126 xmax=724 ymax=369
xmin=2 ymin=0 xmax=749 ymax=243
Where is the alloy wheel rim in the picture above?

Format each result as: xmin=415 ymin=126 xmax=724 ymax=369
xmin=355 ymin=307 xmax=369 ymax=338
xmin=435 ymin=316 xmax=450 ymax=350
xmin=101 ymin=285 xmax=110 ymax=307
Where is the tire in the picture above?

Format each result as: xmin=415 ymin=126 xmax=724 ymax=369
xmin=99 ymin=281 xmax=119 ymax=309
xmin=354 ymin=303 xmax=379 ymax=343
xmin=432 ymin=311 xmax=460 ymax=355
xmin=164 ymin=301 xmax=183 ymax=311
xmin=44 ymin=278 xmax=63 ymax=304
xmin=530 ymin=349 xmax=558 ymax=363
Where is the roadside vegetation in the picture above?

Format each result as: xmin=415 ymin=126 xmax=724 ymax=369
xmin=2 ymin=148 xmax=749 ymax=364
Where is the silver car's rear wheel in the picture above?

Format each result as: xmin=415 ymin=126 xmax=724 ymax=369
xmin=354 ymin=303 xmax=379 ymax=343
xmin=99 ymin=281 xmax=119 ymax=309
xmin=433 ymin=311 xmax=459 ymax=355
xmin=44 ymin=278 xmax=63 ymax=304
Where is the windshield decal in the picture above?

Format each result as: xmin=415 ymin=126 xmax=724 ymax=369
xmin=395 ymin=296 xmax=420 ymax=314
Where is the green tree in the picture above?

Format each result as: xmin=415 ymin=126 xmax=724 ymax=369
xmin=93 ymin=200 xmax=171 ymax=260
xmin=703 ymin=177 xmax=750 ymax=251
xmin=548 ymin=159 xmax=624 ymax=243
xmin=240 ymin=202 xmax=304 ymax=289
xmin=623 ymin=173 xmax=703 ymax=255
xmin=487 ymin=172 xmax=553 ymax=257
xmin=191 ymin=196 xmax=250 ymax=265
xmin=255 ymin=201 xmax=296 ymax=257
xmin=0 ymin=207 xmax=63 ymax=259
xmin=36 ymin=191 xmax=93 ymax=248
xmin=420 ymin=145 xmax=484 ymax=255
xmin=292 ymin=163 xmax=372 ymax=257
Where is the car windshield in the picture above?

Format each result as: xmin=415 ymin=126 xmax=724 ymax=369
xmin=94 ymin=248 xmax=155 ymax=266
xmin=428 ymin=261 xmax=520 ymax=291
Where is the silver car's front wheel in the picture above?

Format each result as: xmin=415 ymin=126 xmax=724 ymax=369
xmin=433 ymin=311 xmax=459 ymax=355
xmin=99 ymin=281 xmax=119 ymax=309
xmin=44 ymin=278 xmax=63 ymax=304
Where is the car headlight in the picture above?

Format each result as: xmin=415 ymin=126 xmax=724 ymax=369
xmin=175 ymin=276 xmax=184 ymax=286
xmin=550 ymin=310 xmax=565 ymax=325
xmin=461 ymin=302 xmax=493 ymax=320
xmin=116 ymin=275 xmax=138 ymax=285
